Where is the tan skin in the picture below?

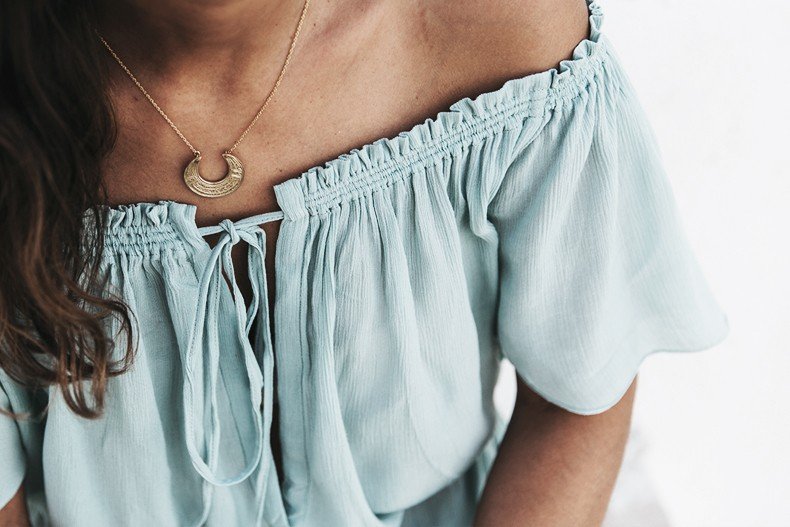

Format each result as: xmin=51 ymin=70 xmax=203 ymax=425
xmin=2 ymin=0 xmax=636 ymax=524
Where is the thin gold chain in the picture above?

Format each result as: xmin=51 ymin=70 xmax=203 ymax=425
xmin=96 ymin=0 xmax=310 ymax=158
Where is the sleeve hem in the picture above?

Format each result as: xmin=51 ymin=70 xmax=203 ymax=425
xmin=0 ymin=462 xmax=26 ymax=511
xmin=512 ymin=312 xmax=730 ymax=416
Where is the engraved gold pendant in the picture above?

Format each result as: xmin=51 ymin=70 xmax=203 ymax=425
xmin=183 ymin=152 xmax=244 ymax=198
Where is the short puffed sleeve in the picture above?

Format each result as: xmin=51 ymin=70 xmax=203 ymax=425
xmin=0 ymin=374 xmax=27 ymax=508
xmin=486 ymin=47 xmax=729 ymax=415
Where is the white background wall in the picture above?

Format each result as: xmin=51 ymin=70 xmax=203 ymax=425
xmin=496 ymin=1 xmax=790 ymax=526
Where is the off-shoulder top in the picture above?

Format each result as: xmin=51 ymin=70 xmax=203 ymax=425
xmin=0 ymin=2 xmax=729 ymax=526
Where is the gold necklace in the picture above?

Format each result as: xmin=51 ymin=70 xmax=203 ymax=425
xmin=96 ymin=0 xmax=310 ymax=198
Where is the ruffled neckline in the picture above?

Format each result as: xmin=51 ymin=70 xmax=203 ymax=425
xmin=89 ymin=0 xmax=606 ymax=234
xmin=285 ymin=0 xmax=605 ymax=211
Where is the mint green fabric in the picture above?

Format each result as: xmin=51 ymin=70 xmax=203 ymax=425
xmin=0 ymin=2 xmax=729 ymax=525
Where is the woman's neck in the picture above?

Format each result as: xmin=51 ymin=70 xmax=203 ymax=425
xmin=95 ymin=0 xmax=311 ymax=79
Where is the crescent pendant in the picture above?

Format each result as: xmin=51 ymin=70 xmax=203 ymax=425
xmin=183 ymin=153 xmax=244 ymax=198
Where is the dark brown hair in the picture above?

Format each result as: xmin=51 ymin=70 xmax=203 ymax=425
xmin=0 ymin=0 xmax=135 ymax=417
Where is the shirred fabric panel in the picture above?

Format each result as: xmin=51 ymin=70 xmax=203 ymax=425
xmin=486 ymin=49 xmax=729 ymax=415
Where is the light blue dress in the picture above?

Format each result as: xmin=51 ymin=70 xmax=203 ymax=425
xmin=0 ymin=2 xmax=729 ymax=525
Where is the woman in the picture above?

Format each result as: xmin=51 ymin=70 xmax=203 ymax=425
xmin=0 ymin=0 xmax=729 ymax=525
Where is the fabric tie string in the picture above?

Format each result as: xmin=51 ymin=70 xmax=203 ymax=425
xmin=180 ymin=210 xmax=284 ymax=523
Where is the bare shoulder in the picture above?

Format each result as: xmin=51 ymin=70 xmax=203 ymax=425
xmin=406 ymin=0 xmax=592 ymax=98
